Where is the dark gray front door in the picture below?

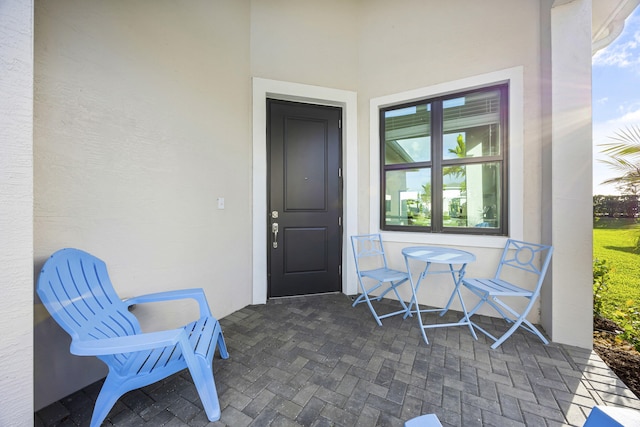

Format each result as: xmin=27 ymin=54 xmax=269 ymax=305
xmin=267 ymin=99 xmax=342 ymax=297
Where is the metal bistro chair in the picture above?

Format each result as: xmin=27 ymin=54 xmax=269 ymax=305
xmin=37 ymin=248 xmax=229 ymax=427
xmin=351 ymin=234 xmax=411 ymax=326
xmin=460 ymin=239 xmax=553 ymax=349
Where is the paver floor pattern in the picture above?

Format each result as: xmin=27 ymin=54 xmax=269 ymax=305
xmin=36 ymin=293 xmax=640 ymax=426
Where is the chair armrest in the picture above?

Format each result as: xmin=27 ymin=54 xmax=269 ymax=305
xmin=70 ymin=328 xmax=185 ymax=356
xmin=124 ymin=288 xmax=212 ymax=318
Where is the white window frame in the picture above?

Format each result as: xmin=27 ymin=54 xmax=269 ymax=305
xmin=369 ymin=67 xmax=524 ymax=249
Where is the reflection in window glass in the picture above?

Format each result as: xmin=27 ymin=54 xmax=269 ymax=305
xmin=442 ymin=89 xmax=501 ymax=160
xmin=384 ymin=103 xmax=431 ymax=164
xmin=385 ymin=168 xmax=431 ymax=227
xmin=442 ymin=163 xmax=501 ymax=228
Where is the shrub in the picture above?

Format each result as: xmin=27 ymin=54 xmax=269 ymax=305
xmin=592 ymin=258 xmax=640 ymax=351
xmin=613 ymin=300 xmax=640 ymax=352
xmin=593 ymin=258 xmax=610 ymax=317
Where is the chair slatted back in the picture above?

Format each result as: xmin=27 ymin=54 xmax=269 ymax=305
xmin=495 ymin=239 xmax=553 ymax=294
xmin=37 ymin=248 xmax=141 ymax=367
xmin=351 ymin=234 xmax=389 ymax=273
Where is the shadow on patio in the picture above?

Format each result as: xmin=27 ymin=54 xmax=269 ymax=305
xmin=36 ymin=293 xmax=640 ymax=426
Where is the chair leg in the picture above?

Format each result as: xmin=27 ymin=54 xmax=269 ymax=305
xmin=180 ymin=337 xmax=223 ymax=421
xmin=352 ymin=293 xmax=367 ymax=307
xmin=490 ymin=298 xmax=549 ymax=347
xmin=465 ymin=293 xmax=549 ymax=349
xmin=388 ymin=280 xmax=411 ymax=317
xmin=489 ymin=318 xmax=549 ymax=349
xmin=353 ymin=281 xmax=382 ymax=306
xmin=90 ymin=375 xmax=126 ymax=427
xmin=214 ymin=322 xmax=230 ymax=359
xmin=364 ymin=294 xmax=383 ymax=326
xmin=377 ymin=278 xmax=406 ymax=300
xmin=459 ymin=293 xmax=505 ymax=345
xmin=192 ymin=355 xmax=222 ymax=421
xmin=491 ymin=317 xmax=527 ymax=349
xmin=464 ymin=289 xmax=513 ymax=326
xmin=440 ymin=264 xmax=461 ymax=315
xmin=353 ymin=280 xmax=383 ymax=326
xmin=521 ymin=319 xmax=549 ymax=344
xmin=464 ymin=293 xmax=490 ymax=319
xmin=353 ymin=277 xmax=412 ymax=325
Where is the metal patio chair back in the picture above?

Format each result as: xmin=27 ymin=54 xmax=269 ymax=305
xmin=351 ymin=234 xmax=411 ymax=325
xmin=460 ymin=239 xmax=553 ymax=349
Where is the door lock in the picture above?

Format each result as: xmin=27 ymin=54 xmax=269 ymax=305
xmin=272 ymin=222 xmax=279 ymax=248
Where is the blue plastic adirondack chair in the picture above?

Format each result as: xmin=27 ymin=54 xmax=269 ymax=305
xmin=37 ymin=248 xmax=229 ymax=427
xmin=460 ymin=239 xmax=553 ymax=349
xmin=583 ymin=405 xmax=640 ymax=426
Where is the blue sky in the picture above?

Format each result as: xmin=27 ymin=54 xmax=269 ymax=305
xmin=592 ymin=6 xmax=640 ymax=195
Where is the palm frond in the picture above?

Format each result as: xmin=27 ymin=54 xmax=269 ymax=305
xmin=598 ymin=125 xmax=640 ymax=191
xmin=600 ymin=125 xmax=640 ymax=152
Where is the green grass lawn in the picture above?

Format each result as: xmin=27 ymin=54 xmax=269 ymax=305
xmin=593 ymin=218 xmax=640 ymax=311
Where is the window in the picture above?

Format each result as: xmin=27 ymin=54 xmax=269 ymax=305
xmin=381 ymin=84 xmax=508 ymax=235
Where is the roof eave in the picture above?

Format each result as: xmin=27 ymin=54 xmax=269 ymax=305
xmin=591 ymin=0 xmax=640 ymax=54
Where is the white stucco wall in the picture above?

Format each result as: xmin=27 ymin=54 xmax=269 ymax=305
xmin=34 ymin=0 xmax=252 ymax=409
xmin=0 ymin=0 xmax=35 ymax=424
xmin=250 ymin=0 xmax=359 ymax=90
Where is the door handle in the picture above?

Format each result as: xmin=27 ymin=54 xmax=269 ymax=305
xmin=272 ymin=222 xmax=279 ymax=248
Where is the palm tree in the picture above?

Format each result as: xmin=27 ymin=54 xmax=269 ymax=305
xmin=443 ymin=134 xmax=467 ymax=180
xmin=449 ymin=133 xmax=467 ymax=157
xmin=599 ymin=125 xmax=640 ymax=194
xmin=599 ymin=125 xmax=640 ymax=251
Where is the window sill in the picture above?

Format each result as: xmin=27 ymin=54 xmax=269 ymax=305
xmin=379 ymin=230 xmax=508 ymax=249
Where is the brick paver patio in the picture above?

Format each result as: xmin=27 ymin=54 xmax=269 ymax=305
xmin=36 ymin=293 xmax=640 ymax=426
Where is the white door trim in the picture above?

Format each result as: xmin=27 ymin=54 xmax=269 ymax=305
xmin=252 ymin=78 xmax=358 ymax=304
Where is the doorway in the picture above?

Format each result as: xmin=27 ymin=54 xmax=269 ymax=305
xmin=267 ymin=99 xmax=343 ymax=297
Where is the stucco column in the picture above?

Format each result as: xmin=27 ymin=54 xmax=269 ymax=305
xmin=0 ymin=0 xmax=35 ymax=423
xmin=544 ymin=0 xmax=594 ymax=348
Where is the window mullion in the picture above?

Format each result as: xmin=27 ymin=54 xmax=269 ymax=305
xmin=442 ymin=156 xmax=502 ymax=166
xmin=431 ymin=100 xmax=443 ymax=232
xmin=384 ymin=162 xmax=432 ymax=172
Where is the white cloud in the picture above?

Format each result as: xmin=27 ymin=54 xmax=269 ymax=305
xmin=594 ymin=107 xmax=640 ymax=146
xmin=592 ymin=29 xmax=640 ymax=71
xmin=608 ymin=106 xmax=640 ymax=126
xmin=618 ymin=108 xmax=640 ymax=123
